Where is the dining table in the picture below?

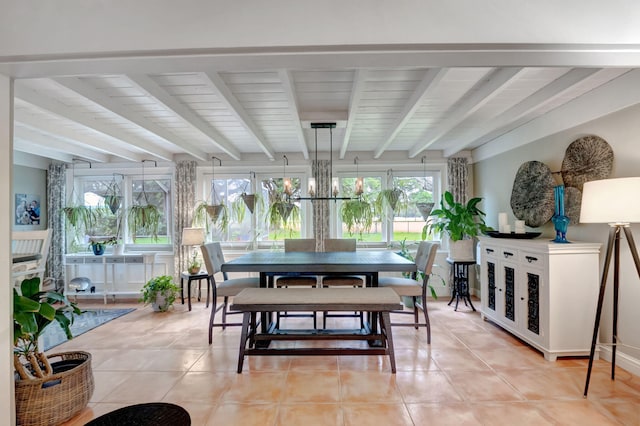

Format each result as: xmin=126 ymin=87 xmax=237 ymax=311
xmin=221 ymin=250 xmax=417 ymax=335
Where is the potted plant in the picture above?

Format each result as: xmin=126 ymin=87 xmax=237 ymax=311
xmin=375 ymin=187 xmax=408 ymax=220
xmin=87 ymin=236 xmax=117 ymax=255
xmin=424 ymin=191 xmax=491 ymax=260
xmin=13 ymin=277 xmax=94 ymax=426
xmin=140 ymin=275 xmax=180 ymax=312
xmin=262 ymin=178 xmax=300 ymax=237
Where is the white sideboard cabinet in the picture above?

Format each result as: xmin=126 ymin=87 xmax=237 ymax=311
xmin=478 ymin=237 xmax=601 ymax=361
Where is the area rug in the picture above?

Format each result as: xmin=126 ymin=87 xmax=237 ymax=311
xmin=41 ymin=308 xmax=135 ymax=351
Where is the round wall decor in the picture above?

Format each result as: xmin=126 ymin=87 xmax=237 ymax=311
xmin=561 ymin=135 xmax=613 ymax=191
xmin=510 ymin=161 xmax=556 ymax=227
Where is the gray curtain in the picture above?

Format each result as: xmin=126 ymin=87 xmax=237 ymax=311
xmin=312 ymin=160 xmax=330 ymax=252
xmin=173 ymin=161 xmax=197 ymax=278
xmin=46 ymin=162 xmax=66 ymax=291
xmin=447 ymin=157 xmax=469 ymax=204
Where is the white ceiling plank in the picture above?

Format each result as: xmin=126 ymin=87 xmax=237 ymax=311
xmin=14 ymin=84 xmax=174 ymax=161
xmin=14 ymin=128 xmax=110 ymax=162
xmin=201 ymin=71 xmax=276 ymax=160
xmin=53 ymin=76 xmax=209 ymax=161
xmin=278 ymin=69 xmax=309 ymax=159
xmin=126 ymin=74 xmax=242 ymax=160
xmin=15 ymin=108 xmax=145 ymax=162
xmin=408 ymin=67 xmax=524 ymax=158
xmin=340 ymin=69 xmax=367 ymax=159
xmin=443 ymin=68 xmax=602 ymax=156
xmin=373 ymin=68 xmax=448 ymax=158
xmin=14 ymin=137 xmax=74 ymax=163
xmin=473 ymin=69 xmax=640 ymax=162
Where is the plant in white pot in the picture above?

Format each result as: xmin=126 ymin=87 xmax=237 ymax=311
xmin=423 ymin=191 xmax=491 ymax=261
xmin=13 ymin=277 xmax=94 ymax=426
xmin=140 ymin=275 xmax=180 ymax=312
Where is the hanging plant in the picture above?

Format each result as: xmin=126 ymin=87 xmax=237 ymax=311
xmin=128 ymin=160 xmax=161 ymax=242
xmin=340 ymin=196 xmax=374 ymax=239
xmin=103 ymin=174 xmax=123 ymax=215
xmin=193 ymin=156 xmax=229 ymax=233
xmin=374 ymin=169 xmax=408 ymax=218
xmin=416 ymin=202 xmax=435 ymax=221
xmin=263 ymin=177 xmax=300 ymax=233
xmin=64 ymin=160 xmax=97 ymax=238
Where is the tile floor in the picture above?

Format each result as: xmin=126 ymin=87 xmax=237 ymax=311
xmin=54 ymin=297 xmax=640 ymax=426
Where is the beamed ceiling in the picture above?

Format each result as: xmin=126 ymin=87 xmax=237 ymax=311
xmin=7 ymin=47 xmax=640 ymax=165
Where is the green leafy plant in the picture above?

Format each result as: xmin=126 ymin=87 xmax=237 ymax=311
xmin=139 ymin=275 xmax=180 ymax=312
xmin=13 ymin=277 xmax=82 ymax=379
xmin=340 ymin=197 xmax=374 ymax=239
xmin=423 ymin=191 xmax=491 ymax=241
xmin=193 ymin=200 xmax=229 ymax=234
xmin=128 ymin=204 xmax=161 ymax=242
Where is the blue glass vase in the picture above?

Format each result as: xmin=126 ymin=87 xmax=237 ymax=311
xmin=551 ymin=185 xmax=570 ymax=243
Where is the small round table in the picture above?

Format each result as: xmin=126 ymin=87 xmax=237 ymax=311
xmin=85 ymin=402 xmax=191 ymax=425
xmin=446 ymin=258 xmax=477 ymax=312
xmin=180 ymin=271 xmax=211 ymax=311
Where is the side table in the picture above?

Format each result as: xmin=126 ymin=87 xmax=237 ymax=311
xmin=446 ymin=258 xmax=476 ymax=312
xmin=180 ymin=271 xmax=211 ymax=311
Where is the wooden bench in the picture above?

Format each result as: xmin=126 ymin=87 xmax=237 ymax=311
xmin=230 ymin=287 xmax=403 ymax=373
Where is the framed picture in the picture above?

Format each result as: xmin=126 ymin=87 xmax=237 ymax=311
xmin=15 ymin=193 xmax=41 ymax=225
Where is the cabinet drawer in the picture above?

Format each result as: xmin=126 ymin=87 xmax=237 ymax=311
xmin=498 ymin=248 xmax=518 ymax=261
xmin=520 ymin=251 xmax=545 ymax=268
xmin=106 ymin=257 xmax=125 ymax=264
xmin=482 ymin=244 xmax=500 ymax=258
xmin=126 ymin=256 xmax=144 ymax=264
xmin=65 ymin=257 xmax=85 ymax=264
xmin=84 ymin=257 xmax=104 ymax=264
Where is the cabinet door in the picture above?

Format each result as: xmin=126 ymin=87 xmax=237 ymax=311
xmin=518 ymin=266 xmax=545 ymax=346
xmin=500 ymin=260 xmax=518 ymax=329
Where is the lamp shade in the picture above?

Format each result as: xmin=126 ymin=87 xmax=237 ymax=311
xmin=181 ymin=227 xmax=205 ymax=246
xmin=580 ymin=177 xmax=640 ymax=224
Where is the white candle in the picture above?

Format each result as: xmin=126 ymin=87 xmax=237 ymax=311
xmin=514 ymin=220 xmax=526 ymax=234
xmin=498 ymin=212 xmax=508 ymax=233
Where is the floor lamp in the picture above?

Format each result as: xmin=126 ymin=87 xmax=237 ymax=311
xmin=580 ymin=177 xmax=640 ymax=396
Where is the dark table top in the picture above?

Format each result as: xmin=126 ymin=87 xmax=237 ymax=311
xmin=221 ymin=250 xmax=417 ymax=274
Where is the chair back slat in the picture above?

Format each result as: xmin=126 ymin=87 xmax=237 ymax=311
xmin=323 ymin=238 xmax=356 ymax=252
xmin=201 ymin=242 xmax=225 ymax=276
xmin=415 ymin=241 xmax=439 ymax=275
xmin=284 ymin=238 xmax=316 ymax=252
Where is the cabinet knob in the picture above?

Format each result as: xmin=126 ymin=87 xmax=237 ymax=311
xmin=503 ymin=251 xmax=514 ymax=258
xmin=525 ymin=256 xmax=538 ymax=263
xmin=486 ymin=248 xmax=494 ymax=254
xmin=520 ymin=297 xmax=525 ymax=301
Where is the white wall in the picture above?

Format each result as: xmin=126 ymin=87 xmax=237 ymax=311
xmin=474 ymin=103 xmax=640 ymax=374
xmin=1 ymin=1 xmax=640 ymax=58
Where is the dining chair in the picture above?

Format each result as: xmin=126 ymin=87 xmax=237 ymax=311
xmin=378 ymin=241 xmax=438 ymax=344
xmin=275 ymin=238 xmax=318 ymax=328
xmin=201 ymin=242 xmax=260 ymax=344
xmin=320 ymin=238 xmax=365 ymax=328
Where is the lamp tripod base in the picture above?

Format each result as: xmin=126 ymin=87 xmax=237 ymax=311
xmin=584 ymin=225 xmax=640 ymax=396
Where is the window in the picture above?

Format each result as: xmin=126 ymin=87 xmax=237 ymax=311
xmin=206 ymin=177 xmax=252 ymax=243
xmin=391 ymin=174 xmax=437 ymax=242
xmin=68 ymin=173 xmax=173 ymax=252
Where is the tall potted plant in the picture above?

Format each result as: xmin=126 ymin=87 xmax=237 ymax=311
xmin=424 ymin=191 xmax=491 ymax=260
xmin=13 ymin=277 xmax=94 ymax=426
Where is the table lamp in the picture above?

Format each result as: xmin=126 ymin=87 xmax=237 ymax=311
xmin=580 ymin=177 xmax=640 ymax=396
xmin=181 ymin=227 xmax=205 ymax=272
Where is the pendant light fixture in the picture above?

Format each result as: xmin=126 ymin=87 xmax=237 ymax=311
xmin=282 ymin=155 xmax=292 ymax=196
xmin=296 ymin=122 xmax=359 ymax=201
xmin=354 ymin=156 xmax=363 ymax=196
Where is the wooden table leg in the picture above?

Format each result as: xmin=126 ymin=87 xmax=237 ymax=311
xmin=380 ymin=311 xmax=396 ymax=373
xmin=237 ymin=312 xmax=251 ymax=373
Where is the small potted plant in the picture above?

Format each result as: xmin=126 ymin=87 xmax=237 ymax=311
xmin=187 ymin=257 xmax=201 ymax=275
xmin=87 ymin=236 xmax=117 ymax=255
xmin=140 ymin=275 xmax=180 ymax=312
xmin=13 ymin=277 xmax=93 ymax=426
xmin=424 ymin=191 xmax=491 ymax=260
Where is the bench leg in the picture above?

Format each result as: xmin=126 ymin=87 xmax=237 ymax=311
xmin=380 ymin=311 xmax=396 ymax=374
xmin=237 ymin=312 xmax=251 ymax=373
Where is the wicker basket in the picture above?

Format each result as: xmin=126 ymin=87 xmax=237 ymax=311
xmin=15 ymin=351 xmax=94 ymax=426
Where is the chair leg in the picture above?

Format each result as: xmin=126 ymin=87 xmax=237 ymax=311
xmin=421 ymin=294 xmax=431 ymax=344
xmin=208 ymin=298 xmax=217 ymax=344
xmin=222 ymin=296 xmax=229 ymax=330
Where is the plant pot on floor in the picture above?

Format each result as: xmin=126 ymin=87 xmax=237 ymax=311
xmin=15 ymin=351 xmax=94 ymax=426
